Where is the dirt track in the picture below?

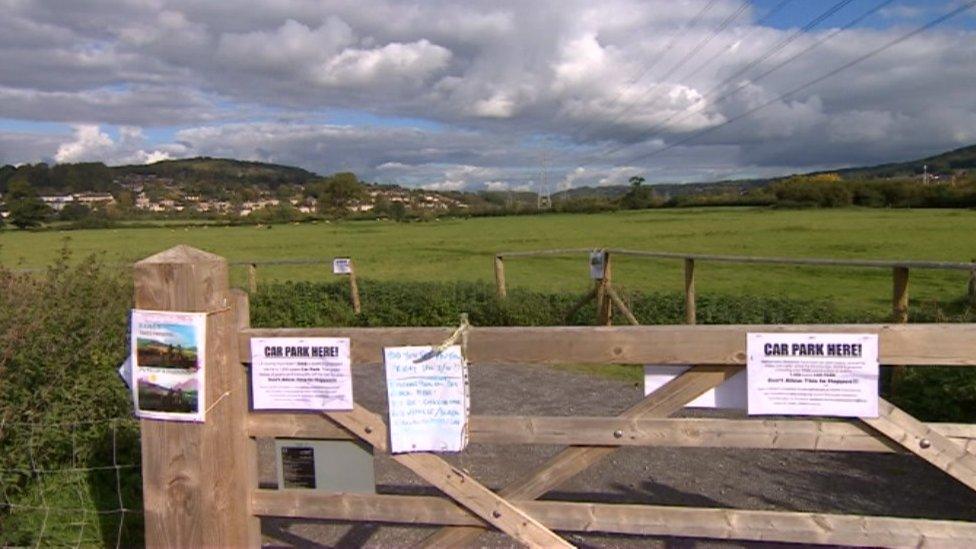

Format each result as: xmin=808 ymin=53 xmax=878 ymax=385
xmin=260 ymin=363 xmax=976 ymax=548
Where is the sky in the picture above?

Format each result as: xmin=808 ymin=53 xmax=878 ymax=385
xmin=1 ymin=0 xmax=975 ymax=192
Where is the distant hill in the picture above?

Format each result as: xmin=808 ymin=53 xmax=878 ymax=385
xmin=552 ymin=178 xmax=771 ymax=201
xmin=114 ymin=157 xmax=320 ymax=188
xmin=826 ymin=144 xmax=976 ymax=180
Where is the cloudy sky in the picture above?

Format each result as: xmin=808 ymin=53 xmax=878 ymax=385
xmin=1 ymin=0 xmax=975 ymax=191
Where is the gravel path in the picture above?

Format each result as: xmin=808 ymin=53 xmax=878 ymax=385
xmin=261 ymin=363 xmax=976 ymax=548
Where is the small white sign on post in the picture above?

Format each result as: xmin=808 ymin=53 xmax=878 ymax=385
xmin=589 ymin=250 xmax=606 ymax=280
xmin=747 ymin=333 xmax=879 ymax=418
xmin=250 ymin=337 xmax=353 ymax=410
xmin=385 ymin=345 xmax=469 ymax=453
xmin=333 ymin=258 xmax=352 ymax=275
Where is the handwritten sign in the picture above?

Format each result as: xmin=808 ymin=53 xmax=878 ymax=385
xmin=250 ymin=337 xmax=353 ymax=410
xmin=333 ymin=258 xmax=352 ymax=275
xmin=384 ymin=345 xmax=469 ymax=453
xmin=747 ymin=333 xmax=879 ymax=417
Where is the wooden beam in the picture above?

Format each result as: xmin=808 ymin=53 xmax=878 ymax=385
xmin=238 ymin=324 xmax=976 ymax=367
xmin=606 ymin=286 xmax=640 ymax=326
xmin=252 ymin=491 xmax=976 ymax=547
xmin=325 ymin=406 xmax=572 ymax=547
xmin=862 ymin=399 xmax=976 ymax=493
xmin=247 ymin=412 xmax=976 ymax=453
xmin=684 ymin=258 xmax=696 ymax=325
xmin=134 ymin=245 xmax=259 ymax=548
xmin=421 ymin=365 xmax=740 ymax=547
xmin=493 ymin=256 xmax=507 ymax=299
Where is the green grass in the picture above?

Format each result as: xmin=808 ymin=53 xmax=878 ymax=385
xmin=2 ymin=207 xmax=974 ymax=314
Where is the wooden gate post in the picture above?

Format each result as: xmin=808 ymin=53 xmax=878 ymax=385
xmin=134 ymin=245 xmax=259 ymax=548
xmin=247 ymin=262 xmax=258 ymax=293
xmin=349 ymin=259 xmax=362 ymax=314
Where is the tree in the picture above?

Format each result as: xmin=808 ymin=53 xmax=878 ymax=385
xmin=620 ymin=175 xmax=659 ymax=210
xmin=312 ymin=172 xmax=365 ymax=214
xmin=5 ymin=180 xmax=50 ymax=229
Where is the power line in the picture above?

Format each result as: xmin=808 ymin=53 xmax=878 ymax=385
xmin=572 ymin=0 xmax=857 ymax=166
xmin=627 ymin=0 xmax=976 ymax=164
xmin=600 ymin=0 xmax=896 ymax=159
xmin=569 ymin=0 xmax=722 ymax=141
xmin=584 ymin=0 xmax=752 ymax=139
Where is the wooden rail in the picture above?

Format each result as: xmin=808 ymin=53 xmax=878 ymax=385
xmin=239 ymin=324 xmax=976 ymax=366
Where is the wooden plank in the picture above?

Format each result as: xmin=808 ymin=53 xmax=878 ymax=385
xmin=606 ymin=286 xmax=640 ymax=326
xmin=324 ymin=406 xmax=572 ymax=547
xmin=247 ymin=413 xmax=976 ymax=452
xmin=684 ymin=258 xmax=696 ymax=325
xmin=493 ymin=256 xmax=507 ymax=299
xmin=252 ymin=491 xmax=976 ymax=547
xmin=421 ymin=366 xmax=740 ymax=547
xmin=239 ymin=324 xmax=976 ymax=367
xmin=134 ymin=245 xmax=259 ymax=548
xmin=862 ymin=399 xmax=976 ymax=493
xmin=232 ymin=289 xmax=262 ymax=544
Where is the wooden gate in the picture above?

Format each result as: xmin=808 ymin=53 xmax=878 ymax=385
xmin=134 ymin=246 xmax=976 ymax=547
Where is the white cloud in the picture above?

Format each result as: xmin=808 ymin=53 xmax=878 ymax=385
xmin=1 ymin=0 xmax=975 ymax=184
xmin=54 ymin=124 xmax=174 ymax=165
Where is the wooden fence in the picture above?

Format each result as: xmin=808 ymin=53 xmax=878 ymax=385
xmin=135 ymin=246 xmax=976 ymax=547
xmin=493 ymin=248 xmax=976 ymax=325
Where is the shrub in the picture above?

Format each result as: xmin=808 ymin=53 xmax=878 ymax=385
xmin=0 ymin=249 xmax=141 ymax=546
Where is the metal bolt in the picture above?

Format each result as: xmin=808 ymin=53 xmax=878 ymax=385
xmin=492 ymin=510 xmax=502 ymax=519
xmin=919 ymin=438 xmax=931 ymax=449
xmin=364 ymin=426 xmax=373 ymax=434
xmin=613 ymin=430 xmax=624 ymax=439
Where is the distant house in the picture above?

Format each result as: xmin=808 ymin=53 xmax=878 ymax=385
xmin=40 ymin=195 xmax=75 ymax=211
xmin=73 ymin=192 xmax=116 ymax=207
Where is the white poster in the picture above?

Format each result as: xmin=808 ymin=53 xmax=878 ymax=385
xmin=385 ymin=345 xmax=469 ymax=453
xmin=131 ymin=309 xmax=207 ymax=422
xmin=250 ymin=337 xmax=353 ymax=410
xmin=333 ymin=258 xmax=352 ymax=275
xmin=747 ymin=333 xmax=879 ymax=418
xmin=644 ymin=365 xmax=747 ymax=409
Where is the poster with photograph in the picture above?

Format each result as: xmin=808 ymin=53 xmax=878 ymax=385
xmin=130 ymin=309 xmax=207 ymax=422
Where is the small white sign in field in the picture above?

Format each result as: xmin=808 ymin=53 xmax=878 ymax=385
xmin=333 ymin=257 xmax=352 ymax=274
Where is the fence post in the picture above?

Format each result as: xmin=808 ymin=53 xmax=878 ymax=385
xmin=494 ymin=255 xmax=507 ymax=299
xmin=247 ymin=263 xmax=257 ymax=293
xmin=968 ymin=259 xmax=976 ymax=308
xmin=349 ymin=259 xmax=362 ymax=314
xmin=892 ymin=267 xmax=909 ymax=323
xmin=597 ymin=251 xmax=613 ymax=326
xmin=684 ymin=258 xmax=696 ymax=325
xmin=133 ymin=245 xmax=259 ymax=548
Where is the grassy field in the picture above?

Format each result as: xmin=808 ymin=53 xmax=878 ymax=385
xmin=1 ymin=207 xmax=974 ymax=315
